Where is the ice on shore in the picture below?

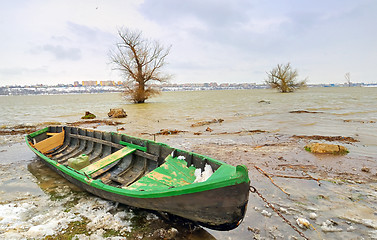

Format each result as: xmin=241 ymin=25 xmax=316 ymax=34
xmin=0 ymin=195 xmax=133 ymax=239
xmin=193 ymin=164 xmax=213 ymax=183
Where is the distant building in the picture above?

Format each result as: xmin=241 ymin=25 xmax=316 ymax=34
xmin=82 ymin=81 xmax=97 ymax=86
xmin=100 ymin=81 xmax=115 ymax=86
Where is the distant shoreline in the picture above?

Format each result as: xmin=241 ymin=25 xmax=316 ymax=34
xmin=1 ymin=83 xmax=376 ymax=96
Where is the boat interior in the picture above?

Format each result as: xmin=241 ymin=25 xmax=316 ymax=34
xmin=28 ymin=126 xmax=223 ymax=190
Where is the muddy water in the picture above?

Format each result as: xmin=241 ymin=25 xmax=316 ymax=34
xmin=1 ymin=87 xmax=377 ymax=155
xmin=1 ymin=88 xmax=377 ymax=239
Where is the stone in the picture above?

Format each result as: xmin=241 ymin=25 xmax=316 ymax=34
xmin=205 ymin=127 xmax=213 ymax=132
xmin=81 ymin=111 xmax=96 ymax=119
xmin=305 ymin=142 xmax=348 ymax=154
xmin=108 ymin=108 xmax=127 ymax=118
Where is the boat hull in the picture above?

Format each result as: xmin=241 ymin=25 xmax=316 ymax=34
xmin=27 ymin=126 xmax=250 ymax=230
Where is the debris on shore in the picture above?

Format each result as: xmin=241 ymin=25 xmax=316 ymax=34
xmin=343 ymin=119 xmax=376 ymax=124
xmin=292 ymin=135 xmax=358 ymax=143
xmin=68 ymin=120 xmax=123 ymax=126
xmin=156 ymin=129 xmax=187 ymax=135
xmin=296 ymin=217 xmax=310 ymax=229
xmin=0 ymin=125 xmax=36 ymax=135
xmin=289 ymin=110 xmax=324 ymax=114
xmin=191 ymin=119 xmax=224 ymax=127
xmin=217 ymin=129 xmax=266 ymax=135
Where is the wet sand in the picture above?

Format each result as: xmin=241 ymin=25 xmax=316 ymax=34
xmin=0 ymin=125 xmax=376 ymax=239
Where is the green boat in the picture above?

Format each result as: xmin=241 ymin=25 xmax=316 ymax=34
xmin=25 ymin=126 xmax=250 ymax=230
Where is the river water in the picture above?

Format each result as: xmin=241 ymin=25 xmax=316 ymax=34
xmin=0 ymin=87 xmax=376 ymax=239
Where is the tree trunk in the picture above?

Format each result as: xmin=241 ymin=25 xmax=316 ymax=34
xmin=137 ymin=82 xmax=145 ymax=103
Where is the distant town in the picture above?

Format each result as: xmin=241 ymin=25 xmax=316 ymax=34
xmin=1 ymin=80 xmax=376 ymax=96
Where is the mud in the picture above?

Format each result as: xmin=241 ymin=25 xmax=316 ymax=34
xmin=182 ymin=133 xmax=376 ymax=184
xmin=292 ymin=135 xmax=359 ymax=143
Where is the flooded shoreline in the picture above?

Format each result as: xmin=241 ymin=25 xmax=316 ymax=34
xmin=1 ymin=88 xmax=377 ymax=239
xmin=1 ymin=129 xmax=376 ymax=239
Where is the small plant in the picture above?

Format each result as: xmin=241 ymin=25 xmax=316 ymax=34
xmin=81 ymin=111 xmax=96 ymax=119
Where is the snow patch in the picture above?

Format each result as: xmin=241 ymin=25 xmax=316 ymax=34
xmin=0 ymin=196 xmax=133 ymax=239
xmin=193 ymin=164 xmax=213 ymax=183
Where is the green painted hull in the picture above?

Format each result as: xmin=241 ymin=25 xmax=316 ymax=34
xmin=26 ymin=126 xmax=250 ymax=230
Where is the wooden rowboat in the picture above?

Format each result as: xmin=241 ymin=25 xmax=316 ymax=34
xmin=25 ymin=126 xmax=250 ymax=230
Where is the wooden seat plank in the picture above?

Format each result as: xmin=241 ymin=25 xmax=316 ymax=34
xmin=81 ymin=147 xmax=136 ymax=176
xmin=34 ymin=130 xmax=65 ymax=154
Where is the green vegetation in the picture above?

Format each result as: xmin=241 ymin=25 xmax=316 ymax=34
xmin=81 ymin=112 xmax=96 ymax=119
xmin=265 ymin=62 xmax=307 ymax=93
xmin=43 ymin=219 xmax=89 ymax=240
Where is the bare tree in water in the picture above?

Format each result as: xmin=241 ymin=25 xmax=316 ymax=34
xmin=265 ymin=63 xmax=307 ymax=93
xmin=110 ymin=28 xmax=171 ymax=103
xmin=345 ymin=72 xmax=351 ymax=87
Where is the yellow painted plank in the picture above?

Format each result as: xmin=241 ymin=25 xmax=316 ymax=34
xmin=34 ymin=130 xmax=65 ymax=154
xmin=81 ymin=147 xmax=136 ymax=176
xmin=47 ymin=132 xmax=60 ymax=136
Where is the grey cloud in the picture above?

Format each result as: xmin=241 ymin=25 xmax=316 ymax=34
xmin=0 ymin=66 xmax=48 ymax=76
xmin=140 ymin=0 xmax=253 ymax=28
xmin=66 ymin=21 xmax=115 ymax=43
xmin=41 ymin=44 xmax=81 ymax=61
xmin=67 ymin=21 xmax=99 ymax=41
xmin=139 ymin=0 xmax=285 ymax=53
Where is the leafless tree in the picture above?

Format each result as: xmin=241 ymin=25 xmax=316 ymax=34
xmin=265 ymin=63 xmax=307 ymax=93
xmin=345 ymin=72 xmax=351 ymax=87
xmin=110 ymin=28 xmax=171 ymax=103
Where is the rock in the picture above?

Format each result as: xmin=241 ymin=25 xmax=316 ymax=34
xmin=153 ymin=228 xmax=178 ymax=240
xmin=321 ymin=219 xmax=342 ymax=232
xmin=305 ymin=142 xmax=348 ymax=154
xmin=279 ymin=207 xmax=288 ymax=214
xmin=166 ymin=228 xmax=178 ymax=239
xmin=108 ymin=108 xmax=127 ymax=118
xmin=347 ymin=226 xmax=356 ymax=232
xmin=309 ymin=212 xmax=318 ymax=220
xmin=261 ymin=210 xmax=272 ymax=217
xmin=81 ymin=111 xmax=96 ymax=119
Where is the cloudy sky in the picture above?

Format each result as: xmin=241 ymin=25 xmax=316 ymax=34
xmin=1 ymin=0 xmax=376 ymax=86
